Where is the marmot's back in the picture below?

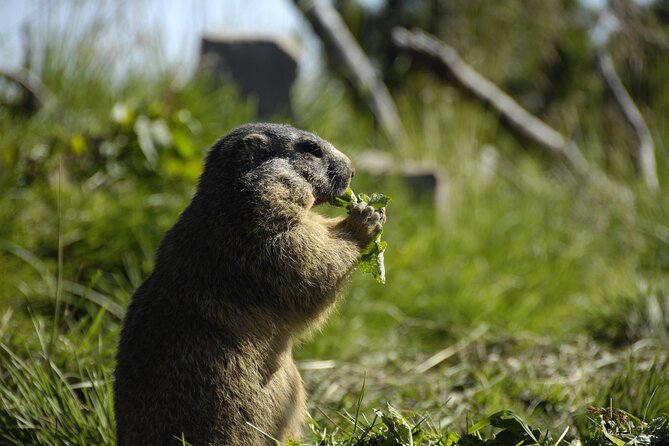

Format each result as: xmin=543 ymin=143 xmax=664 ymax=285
xmin=114 ymin=123 xmax=386 ymax=445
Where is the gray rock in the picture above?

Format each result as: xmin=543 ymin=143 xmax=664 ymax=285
xmin=354 ymin=149 xmax=450 ymax=217
xmin=199 ymin=31 xmax=300 ymax=119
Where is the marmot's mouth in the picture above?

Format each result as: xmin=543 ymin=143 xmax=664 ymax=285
xmin=326 ymin=165 xmax=353 ymax=197
xmin=313 ymin=175 xmax=350 ymax=206
xmin=329 ymin=176 xmax=351 ymax=203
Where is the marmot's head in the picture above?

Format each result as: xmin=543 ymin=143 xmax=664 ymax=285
xmin=200 ymin=123 xmax=354 ymax=205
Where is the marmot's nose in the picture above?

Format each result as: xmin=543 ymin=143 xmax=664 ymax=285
xmin=351 ymin=169 xmax=355 ymax=178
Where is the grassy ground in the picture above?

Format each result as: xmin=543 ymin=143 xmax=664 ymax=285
xmin=1 ymin=16 xmax=669 ymax=446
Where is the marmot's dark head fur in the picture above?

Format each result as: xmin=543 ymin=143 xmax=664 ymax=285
xmin=198 ymin=123 xmax=354 ymax=206
xmin=114 ymin=123 xmax=385 ymax=446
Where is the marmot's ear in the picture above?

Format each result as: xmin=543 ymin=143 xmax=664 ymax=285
xmin=240 ymin=133 xmax=270 ymax=164
xmin=241 ymin=133 xmax=269 ymax=152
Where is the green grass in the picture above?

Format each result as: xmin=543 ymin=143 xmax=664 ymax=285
xmin=1 ymin=8 xmax=669 ymax=445
xmin=0 ymin=336 xmax=115 ymax=445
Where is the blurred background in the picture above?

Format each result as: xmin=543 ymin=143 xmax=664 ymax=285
xmin=1 ymin=0 xmax=668 ymax=444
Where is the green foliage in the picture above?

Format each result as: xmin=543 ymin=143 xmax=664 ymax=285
xmin=330 ymin=188 xmax=391 ymax=283
xmin=0 ymin=337 xmax=115 ymax=445
xmin=358 ymin=238 xmax=388 ymax=285
xmin=305 ymin=401 xmax=669 ymax=445
xmin=1 ymin=3 xmax=669 ymax=445
xmin=598 ymin=355 xmax=669 ymax=421
xmin=585 ymin=407 xmax=669 ymax=446
xmin=587 ymin=280 xmax=669 ymax=346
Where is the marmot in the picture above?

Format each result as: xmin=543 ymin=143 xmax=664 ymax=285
xmin=114 ymin=123 xmax=386 ymax=445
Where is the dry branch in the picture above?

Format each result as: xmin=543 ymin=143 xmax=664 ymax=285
xmin=0 ymin=67 xmax=52 ymax=109
xmin=414 ymin=325 xmax=488 ymax=374
xmin=596 ymin=49 xmax=659 ymax=192
xmin=391 ymin=27 xmax=592 ymax=178
xmin=292 ymin=0 xmax=405 ymax=145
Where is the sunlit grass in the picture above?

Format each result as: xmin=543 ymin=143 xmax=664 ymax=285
xmin=1 ymin=5 xmax=669 ymax=445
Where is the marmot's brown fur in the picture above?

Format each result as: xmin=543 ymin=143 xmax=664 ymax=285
xmin=114 ymin=123 xmax=385 ymax=445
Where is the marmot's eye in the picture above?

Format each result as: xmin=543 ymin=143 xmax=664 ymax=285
xmin=294 ymin=140 xmax=324 ymax=158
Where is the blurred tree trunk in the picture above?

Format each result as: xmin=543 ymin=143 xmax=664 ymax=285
xmin=596 ymin=49 xmax=659 ymax=192
xmin=292 ymin=0 xmax=405 ymax=146
xmin=0 ymin=67 xmax=51 ymax=114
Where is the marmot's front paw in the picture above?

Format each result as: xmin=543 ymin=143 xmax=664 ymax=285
xmin=345 ymin=203 xmax=386 ymax=246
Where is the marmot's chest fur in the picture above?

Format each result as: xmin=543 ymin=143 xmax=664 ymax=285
xmin=114 ymin=123 xmax=385 ymax=446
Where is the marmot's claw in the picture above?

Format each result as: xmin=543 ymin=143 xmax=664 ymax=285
xmin=351 ymin=202 xmax=373 ymax=219
xmin=371 ymin=208 xmax=386 ymax=225
xmin=378 ymin=208 xmax=386 ymax=225
xmin=347 ymin=203 xmax=386 ymax=244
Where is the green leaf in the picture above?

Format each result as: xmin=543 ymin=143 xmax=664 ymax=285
xmin=70 ymin=133 xmax=87 ymax=155
xmin=376 ymin=404 xmax=414 ymax=446
xmin=329 ymin=186 xmax=358 ymax=211
xmin=467 ymin=414 xmax=492 ymax=435
xmin=329 ymin=187 xmax=390 ymax=284
xmin=329 ymin=195 xmax=354 ymax=210
xmin=441 ymin=431 xmax=461 ymax=446
xmin=468 ymin=410 xmax=542 ymax=445
xmin=360 ymin=236 xmax=387 ymax=284
xmin=172 ymin=129 xmax=197 ymax=159
xmin=361 ymin=192 xmax=392 ymax=210
xmin=600 ymin=421 xmax=628 ymax=446
xmin=387 ymin=404 xmax=414 ymax=446
xmin=489 ymin=410 xmax=541 ymax=442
